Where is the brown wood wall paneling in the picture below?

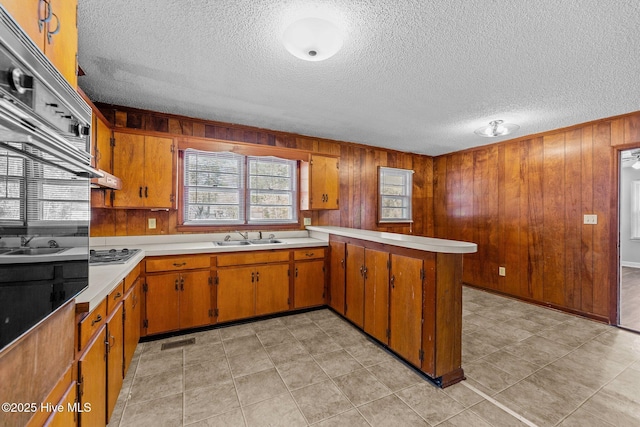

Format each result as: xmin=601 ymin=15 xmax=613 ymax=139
xmin=91 ymin=104 xmax=433 ymax=238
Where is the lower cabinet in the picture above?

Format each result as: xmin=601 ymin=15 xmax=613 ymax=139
xmin=123 ymin=280 xmax=141 ymax=377
xmin=77 ymin=327 xmax=107 ymax=427
xmin=293 ymin=260 xmax=325 ymax=308
xmin=46 ymin=382 xmax=78 ymax=427
xmin=345 ymin=244 xmax=365 ymax=327
xmin=329 ymin=241 xmax=346 ymax=313
xmin=363 ymin=249 xmax=390 ymax=344
xmin=106 ymin=303 xmax=124 ymax=422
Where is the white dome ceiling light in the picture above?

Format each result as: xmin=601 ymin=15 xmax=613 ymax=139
xmin=474 ymin=120 xmax=520 ymax=138
xmin=282 ymin=17 xmax=343 ymax=61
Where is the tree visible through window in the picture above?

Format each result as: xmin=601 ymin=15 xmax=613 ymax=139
xmin=379 ymin=166 xmax=413 ymax=223
xmin=183 ymin=149 xmax=297 ymax=225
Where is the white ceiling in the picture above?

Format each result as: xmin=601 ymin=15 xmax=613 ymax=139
xmin=77 ymin=0 xmax=640 ymax=156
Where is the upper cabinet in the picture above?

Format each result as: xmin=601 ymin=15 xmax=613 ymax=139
xmin=2 ymin=0 xmax=79 ymax=88
xmin=300 ymin=154 xmax=340 ymax=210
xmin=111 ymin=131 xmax=176 ymax=209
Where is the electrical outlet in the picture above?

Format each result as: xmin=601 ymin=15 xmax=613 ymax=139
xmin=583 ymin=214 xmax=598 ymax=225
xmin=148 ymin=218 xmax=156 ymax=229
xmin=499 ymin=267 xmax=506 ymax=277
xmin=303 ymin=217 xmax=311 ymax=226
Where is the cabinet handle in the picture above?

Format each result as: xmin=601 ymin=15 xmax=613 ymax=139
xmin=295 ymin=267 xmax=298 ymax=278
xmin=180 ymin=277 xmax=184 ymax=291
xmin=145 ymin=186 xmax=148 ymax=198
xmin=363 ymin=266 xmax=368 ymax=280
xmin=139 ymin=186 xmax=143 ymax=198
xmin=256 ymin=272 xmax=260 ymax=282
xmin=113 ymin=292 xmax=122 ymax=300
xmin=360 ymin=265 xmax=364 ymax=277
xmin=251 ymin=272 xmax=255 ymax=283
xmin=173 ymin=262 xmax=186 ymax=267
xmin=305 ymin=252 xmax=314 ymax=257
xmin=110 ymin=334 xmax=116 ymax=348
xmin=175 ymin=278 xmax=179 ymax=290
xmin=46 ymin=12 xmax=60 ymax=44
xmin=340 ymin=259 xmax=344 ymax=269
xmin=38 ymin=0 xmax=52 ymax=31
xmin=390 ymin=275 xmax=395 ymax=289
xmin=91 ymin=314 xmax=102 ymax=326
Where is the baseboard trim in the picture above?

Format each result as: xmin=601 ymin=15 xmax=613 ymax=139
xmin=621 ymin=261 xmax=640 ymax=269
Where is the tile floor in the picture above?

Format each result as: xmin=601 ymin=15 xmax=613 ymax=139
xmin=108 ymin=286 xmax=640 ymax=427
xmin=620 ymin=266 xmax=640 ymax=332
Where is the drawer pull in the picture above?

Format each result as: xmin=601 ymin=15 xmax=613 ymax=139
xmin=173 ymin=262 xmax=187 ymax=267
xmin=113 ymin=292 xmax=122 ymax=300
xmin=91 ymin=314 xmax=102 ymax=326
xmin=305 ymin=252 xmax=314 ymax=257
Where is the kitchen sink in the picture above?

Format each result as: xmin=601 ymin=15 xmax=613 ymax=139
xmin=6 ymin=248 xmax=67 ymax=255
xmin=248 ymin=239 xmax=281 ymax=245
xmin=214 ymin=241 xmax=252 ymax=247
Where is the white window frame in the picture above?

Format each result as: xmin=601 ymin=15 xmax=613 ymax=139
xmin=632 ymin=180 xmax=640 ymax=240
xmin=247 ymin=156 xmax=298 ymax=224
xmin=378 ymin=166 xmax=413 ymax=223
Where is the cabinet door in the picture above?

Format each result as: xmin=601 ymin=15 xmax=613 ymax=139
xmin=179 ymin=270 xmax=212 ymax=329
xmin=389 ymin=254 xmax=423 ymax=367
xmin=123 ymin=281 xmax=140 ymax=377
xmin=94 ymin=114 xmax=112 ymax=172
xmin=294 ymin=260 xmax=325 ymax=308
xmin=329 ymin=241 xmax=346 ymax=314
xmin=106 ymin=304 xmax=124 ymax=423
xmin=345 ymin=244 xmax=365 ymax=327
xmin=46 ymin=0 xmax=78 ymax=88
xmin=143 ymin=136 xmax=174 ymax=208
xmin=112 ymin=132 xmax=145 ymax=208
xmin=2 ymin=0 xmax=45 ymax=51
xmin=310 ymin=155 xmax=339 ymax=209
xmin=217 ymin=266 xmax=255 ymax=322
xmin=47 ymin=382 xmax=77 ymax=427
xmin=364 ymin=249 xmax=390 ymax=344
xmin=255 ymin=264 xmax=290 ymax=316
xmin=78 ymin=327 xmax=106 ymax=427
xmin=145 ymin=273 xmax=180 ymax=334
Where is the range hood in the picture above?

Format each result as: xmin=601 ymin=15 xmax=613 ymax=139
xmin=91 ymin=169 xmax=122 ymax=189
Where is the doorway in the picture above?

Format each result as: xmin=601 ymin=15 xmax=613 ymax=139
xmin=619 ymin=148 xmax=640 ymax=332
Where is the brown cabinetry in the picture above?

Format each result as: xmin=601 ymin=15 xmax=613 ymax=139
xmin=300 ymin=154 xmax=339 ymax=210
xmin=2 ymin=0 xmax=78 ymax=87
xmin=363 ymin=249 xmax=390 ymax=344
xmin=293 ymin=248 xmax=325 ymax=308
xmin=329 ymin=241 xmax=346 ymax=313
xmin=345 ymin=244 xmax=365 ymax=327
xmin=77 ymin=327 xmax=107 ymax=427
xmin=144 ymin=255 xmax=213 ymax=335
xmin=46 ymin=382 xmax=78 ymax=427
xmin=105 ymin=303 xmax=123 ymax=423
xmin=216 ymin=251 xmax=290 ymax=322
xmin=92 ymin=113 xmax=112 ymax=172
xmin=123 ymin=280 xmax=140 ymax=377
xmin=111 ymin=132 xmax=175 ymax=209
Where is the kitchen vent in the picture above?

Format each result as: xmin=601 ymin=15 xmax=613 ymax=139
xmin=160 ymin=338 xmax=196 ymax=350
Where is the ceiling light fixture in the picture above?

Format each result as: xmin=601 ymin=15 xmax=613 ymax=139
xmin=633 ymin=155 xmax=640 ymax=170
xmin=282 ymin=17 xmax=343 ymax=61
xmin=474 ymin=120 xmax=520 ymax=138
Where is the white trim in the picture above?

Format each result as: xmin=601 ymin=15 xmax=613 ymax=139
xmin=621 ymin=261 xmax=640 ymax=269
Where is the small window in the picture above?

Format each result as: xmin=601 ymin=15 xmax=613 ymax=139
xmin=183 ymin=149 xmax=245 ymax=225
xmin=378 ymin=166 xmax=413 ymax=223
xmin=247 ymin=156 xmax=297 ymax=224
xmin=0 ymin=145 xmax=24 ymax=224
xmin=632 ymin=180 xmax=640 ymax=240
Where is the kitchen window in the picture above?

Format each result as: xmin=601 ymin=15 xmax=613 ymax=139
xmin=182 ymin=149 xmax=297 ymax=225
xmin=378 ymin=166 xmax=413 ymax=223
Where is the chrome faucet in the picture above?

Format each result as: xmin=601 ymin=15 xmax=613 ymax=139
xmin=258 ymin=231 xmax=263 ymax=240
xmin=268 ymin=233 xmax=275 ymax=239
xmin=236 ymin=231 xmax=249 ymax=240
xmin=20 ymin=235 xmax=37 ymax=247
xmin=48 ymin=240 xmax=59 ymax=248
xmin=224 ymin=235 xmax=232 ymax=241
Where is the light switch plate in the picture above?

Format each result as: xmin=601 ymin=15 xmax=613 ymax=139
xmin=303 ymin=218 xmax=311 ymax=226
xmin=499 ymin=267 xmax=506 ymax=276
xmin=583 ymin=214 xmax=597 ymax=225
xmin=148 ymin=218 xmax=157 ymax=229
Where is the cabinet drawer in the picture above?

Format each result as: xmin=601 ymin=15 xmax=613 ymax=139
xmin=106 ymin=281 xmax=125 ymax=315
xmin=78 ymin=298 xmax=107 ymax=351
xmin=293 ymin=248 xmax=325 ymax=260
xmin=217 ymin=251 xmax=289 ymax=267
xmin=146 ymin=254 xmax=211 ymax=272
xmin=124 ymin=262 xmax=141 ymax=292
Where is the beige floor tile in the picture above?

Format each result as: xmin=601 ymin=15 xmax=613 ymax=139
xmin=242 ymin=392 xmax=306 ymax=427
xmin=251 ymin=317 xmax=286 ymax=333
xmin=288 ymin=323 xmax=328 ymax=340
xmin=441 ymin=382 xmax=485 ymax=408
xmin=557 ymin=406 xmax=617 ymax=427
xmin=314 ymin=349 xmax=363 ymax=378
xmin=344 ymin=341 xmax=394 ymax=366
xmin=464 ymin=360 xmax=524 ymax=394
xmin=120 ymin=392 xmax=183 ymax=427
xmin=545 ymin=348 xmax=627 ymax=390
xmin=333 ymin=368 xmax=392 ymax=406
xmin=135 ymin=347 xmax=184 ymax=378
xmin=219 ymin=323 xmax=256 ymax=341
xmin=228 ymin=348 xmax=274 ymax=377
xmin=327 ymin=329 xmax=370 ymax=348
xmin=277 ymin=355 xmax=329 ymax=390
xmin=462 ymin=333 xmax=501 ymax=363
xmin=256 ymin=328 xmax=297 ymax=347
xmin=299 ymin=334 xmax=342 ymax=355
xmin=358 ymin=394 xmax=428 ymax=426
xmin=438 ymin=408 xmax=492 ymax=427
xmin=186 ymin=408 xmax=246 ymax=427
xmin=366 ymin=359 xmax=422 ymax=392
xmin=579 ymin=388 xmax=640 ymax=426
xmin=469 ymin=400 xmax=530 ymax=426
xmin=184 ymin=358 xmax=233 ymax=391
xmin=536 ymin=321 xmax=607 ymax=348
xmin=480 ymin=350 xmax=541 ymax=378
xmin=129 ymin=368 xmax=183 ymax=403
xmin=280 ymin=313 xmax=313 ymax=327
xmin=223 ymin=335 xmax=263 ymax=357
xmin=601 ymin=367 xmax=640 ymax=405
xmin=306 ymin=309 xmax=337 ymax=321
xmin=183 ymin=342 xmax=226 ymax=366
xmin=396 ymin=382 xmax=466 ymax=425
xmin=184 ymin=329 xmax=222 ymax=347
xmin=291 ymin=379 xmax=353 ymax=424
xmin=234 ymin=368 xmax=287 ymax=406
xmin=502 ymin=335 xmax=573 ymax=365
xmin=184 ymin=383 xmax=240 ymax=424
xmin=311 ymin=408 xmax=369 ymax=427
xmin=265 ymin=342 xmax=309 ymax=366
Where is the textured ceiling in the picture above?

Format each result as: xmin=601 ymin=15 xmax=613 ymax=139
xmin=77 ymin=0 xmax=640 ymax=156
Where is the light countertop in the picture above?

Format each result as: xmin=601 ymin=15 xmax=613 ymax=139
xmin=306 ymin=226 xmax=477 ymax=254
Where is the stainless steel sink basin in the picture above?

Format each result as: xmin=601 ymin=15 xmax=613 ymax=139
xmin=214 ymin=241 xmax=252 ymax=247
xmin=6 ymin=248 xmax=67 ymax=255
xmin=248 ymin=239 xmax=281 ymax=245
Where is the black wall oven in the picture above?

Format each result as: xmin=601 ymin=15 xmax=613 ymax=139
xmin=0 ymin=7 xmax=98 ymax=350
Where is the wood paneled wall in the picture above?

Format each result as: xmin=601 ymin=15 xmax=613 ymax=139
xmin=90 ymin=104 xmax=434 ymax=238
xmin=434 ymin=113 xmax=640 ymax=322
